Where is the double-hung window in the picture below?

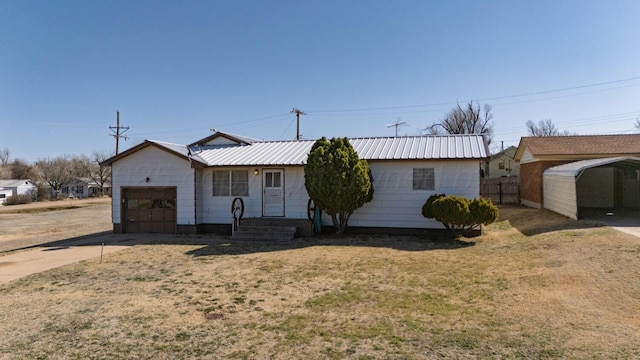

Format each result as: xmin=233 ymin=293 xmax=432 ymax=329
xmin=413 ymin=168 xmax=435 ymax=190
xmin=213 ymin=170 xmax=249 ymax=196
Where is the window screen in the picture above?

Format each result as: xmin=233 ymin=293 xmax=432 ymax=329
xmin=213 ymin=171 xmax=230 ymax=196
xmin=231 ymin=170 xmax=249 ymax=196
xmin=213 ymin=170 xmax=249 ymax=196
xmin=413 ymin=168 xmax=435 ymax=190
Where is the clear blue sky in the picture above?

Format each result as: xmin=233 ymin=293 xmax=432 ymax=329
xmin=2 ymin=0 xmax=640 ymax=161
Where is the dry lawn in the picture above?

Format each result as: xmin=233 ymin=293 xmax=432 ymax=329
xmin=1 ymin=205 xmax=639 ymax=359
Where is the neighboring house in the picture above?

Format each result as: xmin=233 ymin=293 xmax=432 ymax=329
xmin=102 ymin=131 xmax=489 ymax=234
xmin=483 ymin=146 xmax=519 ymax=178
xmin=514 ymin=134 xmax=640 ymax=218
xmin=0 ymin=188 xmax=13 ymax=204
xmin=60 ymin=178 xmax=112 ymax=198
xmin=0 ymin=179 xmax=36 ymax=204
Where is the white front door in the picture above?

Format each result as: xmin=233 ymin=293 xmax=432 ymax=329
xmin=263 ymin=169 xmax=284 ymax=217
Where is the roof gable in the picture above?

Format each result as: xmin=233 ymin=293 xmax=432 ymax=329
xmin=189 ymin=131 xmax=262 ymax=148
xmin=515 ymin=134 xmax=640 ymax=161
xmin=101 ymin=140 xmax=205 ymax=166
xmin=490 ymin=146 xmax=516 ymax=160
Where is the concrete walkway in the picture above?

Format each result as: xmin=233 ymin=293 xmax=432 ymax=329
xmin=0 ymin=233 xmax=133 ymax=284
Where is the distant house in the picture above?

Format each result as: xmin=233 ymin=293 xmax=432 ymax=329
xmin=514 ymin=134 xmax=640 ymax=219
xmin=0 ymin=179 xmax=36 ymax=204
xmin=483 ymin=146 xmax=519 ymax=178
xmin=60 ymin=178 xmax=111 ymax=198
xmin=102 ymin=131 xmax=490 ymax=234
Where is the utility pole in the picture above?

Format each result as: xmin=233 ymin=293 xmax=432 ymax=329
xmin=109 ymin=111 xmax=129 ymax=155
xmin=386 ymin=118 xmax=408 ymax=136
xmin=290 ymin=108 xmax=306 ymax=140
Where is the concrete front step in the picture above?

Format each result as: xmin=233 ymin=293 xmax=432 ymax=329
xmin=232 ymin=225 xmax=297 ymax=241
xmin=235 ymin=218 xmax=314 ymax=238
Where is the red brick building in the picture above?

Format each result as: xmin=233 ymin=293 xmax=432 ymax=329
xmin=514 ymin=135 xmax=640 ymax=208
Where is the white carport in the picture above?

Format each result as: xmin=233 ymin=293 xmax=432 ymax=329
xmin=543 ymin=157 xmax=640 ymax=220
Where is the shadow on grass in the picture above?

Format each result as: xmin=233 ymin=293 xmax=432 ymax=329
xmin=3 ymin=230 xmax=474 ymax=257
xmin=497 ymin=205 xmax=606 ymax=237
xmin=0 ymin=231 xmax=116 ymax=254
xmin=184 ymin=234 xmax=475 ymax=257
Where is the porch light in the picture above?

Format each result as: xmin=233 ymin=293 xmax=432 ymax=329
xmin=254 ymin=169 xmax=259 ymax=175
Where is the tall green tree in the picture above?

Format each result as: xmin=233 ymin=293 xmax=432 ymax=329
xmin=304 ymin=137 xmax=374 ymax=234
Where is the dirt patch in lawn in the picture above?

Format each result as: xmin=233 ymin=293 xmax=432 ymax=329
xmin=0 ymin=205 xmax=639 ymax=359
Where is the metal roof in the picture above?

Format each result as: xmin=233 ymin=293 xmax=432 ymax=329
xmin=0 ymin=179 xmax=34 ymax=188
xmin=188 ymin=131 xmax=262 ymax=147
xmin=148 ymin=140 xmax=192 ymax=158
xmin=193 ymin=135 xmax=489 ymax=167
xmin=543 ymin=156 xmax=640 ymax=178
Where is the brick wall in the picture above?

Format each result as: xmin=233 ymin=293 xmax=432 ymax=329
xmin=520 ymin=161 xmax=573 ymax=207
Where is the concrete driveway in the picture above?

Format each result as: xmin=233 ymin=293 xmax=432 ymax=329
xmin=0 ymin=199 xmax=126 ymax=284
xmin=0 ymin=233 xmax=134 ymax=283
xmin=580 ymin=208 xmax=640 ymax=238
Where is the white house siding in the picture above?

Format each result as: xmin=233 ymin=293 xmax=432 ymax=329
xmin=281 ymin=167 xmax=310 ymax=219
xmin=576 ymin=168 xmax=614 ymax=208
xmin=197 ymin=166 xmax=309 ymax=224
xmin=0 ymin=189 xmax=13 ymax=204
xmin=196 ymin=161 xmax=480 ymax=229
xmin=111 ymin=146 xmax=195 ymax=227
xmin=543 ymin=174 xmax=578 ymax=220
xmin=349 ymin=160 xmax=481 ymax=229
xmin=518 ymin=148 xmax=537 ymax=164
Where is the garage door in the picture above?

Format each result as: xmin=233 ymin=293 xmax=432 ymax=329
xmin=122 ymin=187 xmax=177 ymax=233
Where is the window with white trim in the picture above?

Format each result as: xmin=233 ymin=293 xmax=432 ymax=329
xmin=413 ymin=168 xmax=435 ymax=190
xmin=213 ymin=170 xmax=249 ymax=196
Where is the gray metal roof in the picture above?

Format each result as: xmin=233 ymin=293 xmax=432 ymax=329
xmin=543 ymin=156 xmax=640 ymax=177
xmin=0 ymin=179 xmax=34 ymax=188
xmin=192 ymin=135 xmax=489 ymax=167
xmin=148 ymin=140 xmax=191 ymax=157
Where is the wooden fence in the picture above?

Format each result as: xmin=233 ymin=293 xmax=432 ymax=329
xmin=480 ymin=177 xmax=520 ymax=204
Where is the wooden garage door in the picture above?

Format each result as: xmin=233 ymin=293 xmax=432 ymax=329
xmin=122 ymin=187 xmax=177 ymax=233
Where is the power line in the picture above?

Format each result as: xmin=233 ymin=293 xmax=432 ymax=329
xmin=307 ymin=75 xmax=640 ymax=114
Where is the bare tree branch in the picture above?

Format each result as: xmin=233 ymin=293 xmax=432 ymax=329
xmin=424 ymin=101 xmax=494 ymax=144
xmin=526 ymin=119 xmax=577 ymax=136
xmin=0 ymin=148 xmax=10 ymax=167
